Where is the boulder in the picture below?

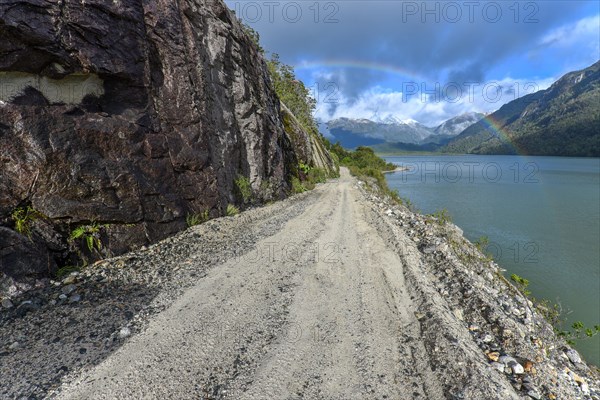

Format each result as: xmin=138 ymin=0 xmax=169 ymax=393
xmin=0 ymin=227 xmax=56 ymax=295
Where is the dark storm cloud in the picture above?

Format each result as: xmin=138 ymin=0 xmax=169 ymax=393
xmin=227 ymin=0 xmax=590 ymax=99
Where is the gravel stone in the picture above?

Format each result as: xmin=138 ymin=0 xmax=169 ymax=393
xmin=1 ymin=299 xmax=13 ymax=309
xmin=61 ymin=285 xmax=77 ymax=295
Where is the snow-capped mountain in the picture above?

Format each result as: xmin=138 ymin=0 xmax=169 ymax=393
xmin=327 ymin=116 xmax=434 ymax=145
xmin=325 ymin=112 xmax=485 ymax=150
xmin=424 ymin=112 xmax=485 ymax=144
xmin=433 ymin=112 xmax=485 ymax=137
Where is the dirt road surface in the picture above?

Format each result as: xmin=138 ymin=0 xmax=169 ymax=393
xmin=46 ymin=169 xmax=591 ymax=399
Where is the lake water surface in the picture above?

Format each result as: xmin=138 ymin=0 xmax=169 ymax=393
xmin=385 ymin=155 xmax=600 ymax=365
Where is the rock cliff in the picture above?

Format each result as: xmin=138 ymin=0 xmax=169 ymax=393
xmin=0 ymin=0 xmax=335 ymax=294
xmin=280 ymin=101 xmax=337 ymax=175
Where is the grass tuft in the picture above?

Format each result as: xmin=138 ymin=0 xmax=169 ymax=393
xmin=186 ymin=210 xmax=210 ymax=227
xmin=226 ymin=204 xmax=240 ymax=216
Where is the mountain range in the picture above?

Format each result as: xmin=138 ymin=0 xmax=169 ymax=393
xmin=324 ymin=60 xmax=599 ymax=157
xmin=325 ymin=112 xmax=485 ymax=150
xmin=443 ymin=61 xmax=600 ymax=156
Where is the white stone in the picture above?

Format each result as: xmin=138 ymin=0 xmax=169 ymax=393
xmin=510 ymin=362 xmax=524 ymax=374
xmin=453 ymin=308 xmax=464 ymax=321
xmin=565 ymin=349 xmax=582 ymax=364
xmin=580 ymin=381 xmax=589 ymax=394
xmin=119 ymin=327 xmax=131 ymax=338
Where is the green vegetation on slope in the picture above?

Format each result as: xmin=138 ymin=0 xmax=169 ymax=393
xmin=444 ymin=61 xmax=600 ymax=156
xmin=267 ymin=53 xmax=319 ymax=139
xmin=330 ymin=144 xmax=411 ymax=205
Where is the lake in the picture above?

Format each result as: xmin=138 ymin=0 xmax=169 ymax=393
xmin=384 ymin=155 xmax=600 ymax=365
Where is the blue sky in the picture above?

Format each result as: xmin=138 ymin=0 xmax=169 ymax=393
xmin=226 ymin=1 xmax=600 ymax=126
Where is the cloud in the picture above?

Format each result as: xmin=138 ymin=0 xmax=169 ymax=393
xmin=540 ymin=14 xmax=600 ymax=48
xmin=225 ymin=1 xmax=597 ymax=122
xmin=229 ymin=1 xmax=586 ymax=91
xmin=536 ymin=14 xmax=600 ymax=67
xmin=314 ymin=76 xmax=556 ymax=126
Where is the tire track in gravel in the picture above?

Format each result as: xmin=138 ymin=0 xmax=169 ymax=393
xmin=1 ymin=173 xmax=330 ymax=400
xmin=55 ymin=169 xmax=446 ymax=399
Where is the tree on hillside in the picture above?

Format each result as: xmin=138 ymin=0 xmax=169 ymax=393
xmin=267 ymin=53 xmax=319 ymax=138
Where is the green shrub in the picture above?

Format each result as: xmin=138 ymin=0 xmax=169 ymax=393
xmin=474 ymin=236 xmax=490 ymax=251
xmin=186 ymin=210 xmax=210 ymax=227
xmin=226 ymin=204 xmax=240 ymax=216
xmin=11 ymin=206 xmax=43 ymax=238
xmin=399 ymin=196 xmax=416 ymax=212
xmin=510 ymin=273 xmax=531 ymax=296
xmin=430 ymin=208 xmax=452 ymax=225
xmin=55 ymin=265 xmax=80 ymax=279
xmin=388 ymin=188 xmax=403 ymax=204
xmin=234 ymin=175 xmax=252 ymax=204
xmin=291 ymin=177 xmax=307 ymax=194
xmin=335 ymin=146 xmax=395 ymax=171
xmin=508 ymin=273 xmax=600 ymax=346
xmin=558 ymin=322 xmax=600 ymax=345
xmin=240 ymin=22 xmax=264 ymax=54
xmin=299 ymin=162 xmax=311 ymax=174
xmin=70 ymin=222 xmax=103 ymax=253
xmin=307 ymin=167 xmax=328 ymax=184
xmin=267 ymin=54 xmax=318 ymax=138
xmin=329 ymin=144 xmax=405 ymax=204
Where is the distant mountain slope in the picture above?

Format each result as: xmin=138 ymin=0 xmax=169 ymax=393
xmin=444 ymin=61 xmax=600 ymax=156
xmin=326 ymin=112 xmax=483 ymax=150
xmin=427 ymin=112 xmax=485 ymax=144
xmin=327 ymin=116 xmax=434 ymax=147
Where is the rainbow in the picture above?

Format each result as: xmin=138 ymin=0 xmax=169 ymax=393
xmin=476 ymin=114 xmax=523 ymax=155
xmin=294 ymin=59 xmax=429 ymax=81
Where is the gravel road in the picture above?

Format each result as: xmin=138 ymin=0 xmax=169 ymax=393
xmin=4 ymin=168 xmax=598 ymax=399
xmin=52 ymin=169 xmax=507 ymax=399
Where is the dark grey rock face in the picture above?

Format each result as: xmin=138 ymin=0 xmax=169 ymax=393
xmin=0 ymin=0 xmax=333 ymax=293
xmin=0 ymin=227 xmax=54 ymax=295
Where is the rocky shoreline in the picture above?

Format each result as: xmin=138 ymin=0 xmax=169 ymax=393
xmin=357 ymin=176 xmax=600 ymax=399
xmin=1 ymin=174 xmax=598 ymax=399
xmin=382 ymin=166 xmax=412 ymax=174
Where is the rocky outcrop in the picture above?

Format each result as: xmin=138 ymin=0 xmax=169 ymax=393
xmin=280 ymin=102 xmax=337 ymax=175
xmin=0 ymin=0 xmax=335 ymax=294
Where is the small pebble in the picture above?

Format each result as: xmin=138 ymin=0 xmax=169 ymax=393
xmin=69 ymin=294 xmax=81 ymax=303
xmin=510 ymin=362 xmax=525 ymax=375
xmin=1 ymin=299 xmax=13 ymax=309
xmin=119 ymin=327 xmax=131 ymax=338
xmin=527 ymin=390 xmax=541 ymax=400
xmin=62 ymin=284 xmax=76 ymax=295
xmin=491 ymin=362 xmax=505 ymax=372
xmin=62 ymin=275 xmax=77 ymax=285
